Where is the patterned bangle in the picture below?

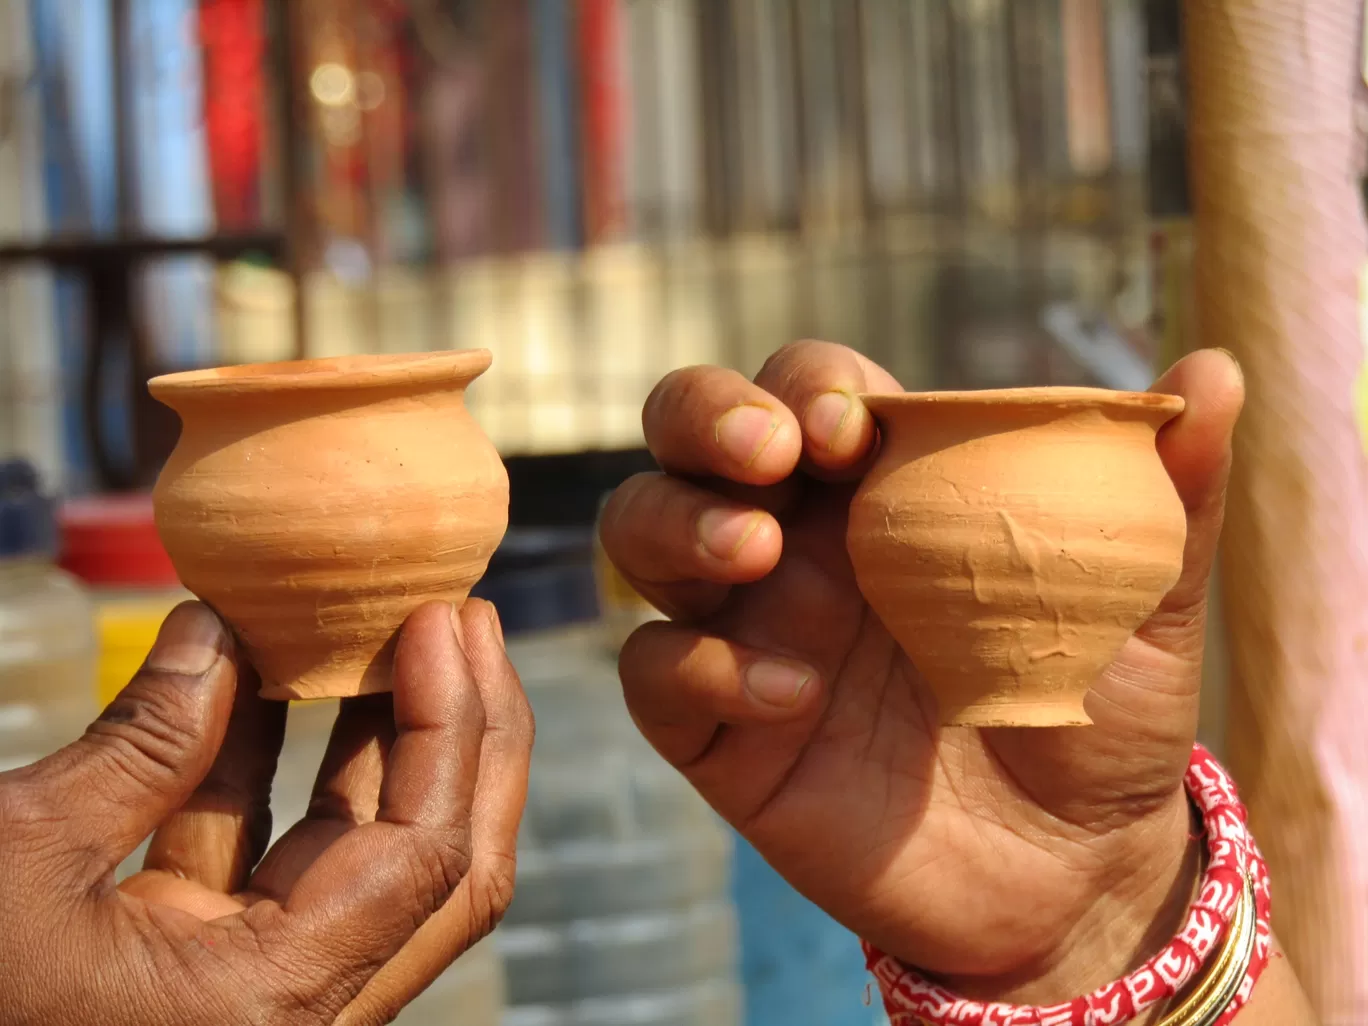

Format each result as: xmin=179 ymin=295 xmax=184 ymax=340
xmin=1159 ymin=870 xmax=1258 ymax=1025
xmin=863 ymin=743 xmax=1273 ymax=1026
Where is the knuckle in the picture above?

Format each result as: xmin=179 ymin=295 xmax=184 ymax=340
xmin=195 ymin=780 xmax=277 ymax=861
xmin=408 ymin=825 xmax=474 ymax=922
xmin=473 ymin=850 xmax=519 ymax=933
xmin=759 ymin=340 xmax=814 ymax=377
xmin=599 ymin=473 xmax=659 ymax=545
xmin=617 ymin=622 xmax=663 ymax=696
xmin=0 ymin=780 xmax=29 ymax=832
xmin=648 ymin=365 xmax=732 ymax=435
xmin=643 ymin=367 xmax=705 ymax=430
xmin=645 ymin=367 xmax=688 ymax=411
xmin=87 ymin=677 xmax=202 ymax=785
xmin=0 ymin=781 xmax=52 ymax=860
xmin=759 ymin=339 xmax=848 ymax=393
xmin=0 ymin=778 xmax=73 ymax=853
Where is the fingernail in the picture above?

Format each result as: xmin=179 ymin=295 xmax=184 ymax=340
xmin=145 ymin=602 xmax=224 ymax=676
xmin=745 ymin=660 xmax=813 ymax=708
xmin=697 ymin=508 xmax=764 ymax=560
xmin=1212 ymin=347 xmax=1244 ymax=384
xmin=804 ymin=391 xmax=855 ymax=451
xmin=716 ymin=405 xmax=780 ymax=467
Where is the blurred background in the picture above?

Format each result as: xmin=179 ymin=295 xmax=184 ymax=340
xmin=0 ymin=1 xmax=1228 ymax=1025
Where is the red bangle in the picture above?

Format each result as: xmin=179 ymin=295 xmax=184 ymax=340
xmin=863 ymin=743 xmax=1272 ymax=1026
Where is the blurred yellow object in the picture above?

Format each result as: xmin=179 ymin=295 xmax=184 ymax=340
xmin=1152 ymin=218 xmax=1196 ymax=371
xmin=57 ymin=496 xmax=190 ymax=708
xmin=94 ymin=598 xmax=181 ymax=707
xmin=592 ymin=494 xmax=663 ymax=654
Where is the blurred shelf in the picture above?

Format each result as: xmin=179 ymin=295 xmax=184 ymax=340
xmin=0 ymin=232 xmax=287 ymax=267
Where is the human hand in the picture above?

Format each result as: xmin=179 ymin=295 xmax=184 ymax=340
xmin=599 ymin=341 xmax=1243 ymax=1003
xmin=0 ymin=598 xmax=532 ymax=1025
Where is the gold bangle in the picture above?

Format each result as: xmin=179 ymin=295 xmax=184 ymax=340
xmin=907 ymin=871 xmax=1257 ymax=1026
xmin=1158 ymin=871 xmax=1259 ymax=1026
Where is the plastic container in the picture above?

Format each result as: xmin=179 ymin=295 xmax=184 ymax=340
xmin=58 ymin=494 xmax=191 ymax=707
xmin=0 ymin=460 xmax=98 ymax=772
xmin=399 ymin=936 xmax=505 ymax=1026
xmin=732 ymin=836 xmax=890 ymax=1026
xmin=497 ymin=623 xmax=741 ymax=1026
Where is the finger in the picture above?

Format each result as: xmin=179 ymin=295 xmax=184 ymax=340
xmin=1139 ymin=348 xmax=1245 ymax=648
xmin=240 ymin=600 xmax=488 ymax=1017
xmin=618 ymin=620 xmax=824 ymax=767
xmin=246 ymin=694 xmax=395 ymax=904
xmin=338 ymin=601 xmax=533 ymax=1026
xmin=140 ymin=656 xmax=285 ymax=893
xmin=599 ymin=472 xmax=782 ymax=621
xmin=118 ymin=870 xmax=248 ymax=921
xmin=642 ymin=365 xmax=803 ymax=484
xmin=16 ymin=602 xmax=238 ymax=882
xmin=753 ymin=340 xmax=903 ymax=475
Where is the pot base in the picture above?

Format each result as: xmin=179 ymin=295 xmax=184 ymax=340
xmin=939 ymin=700 xmax=1093 ymax=729
xmin=258 ymin=677 xmax=390 ymax=702
xmin=255 ymin=653 xmax=395 ymax=702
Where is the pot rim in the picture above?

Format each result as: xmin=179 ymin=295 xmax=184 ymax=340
xmin=859 ymin=386 xmax=1183 ymax=418
xmin=148 ymin=349 xmax=492 ymax=400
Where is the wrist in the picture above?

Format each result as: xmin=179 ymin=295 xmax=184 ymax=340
xmin=930 ymin=794 xmax=1201 ymax=1019
xmin=865 ymin=744 xmax=1277 ymax=1026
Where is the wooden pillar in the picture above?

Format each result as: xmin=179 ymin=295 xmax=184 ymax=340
xmin=1184 ymin=2 xmax=1368 ymax=1019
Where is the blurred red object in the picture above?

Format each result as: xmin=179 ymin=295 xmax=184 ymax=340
xmin=200 ymin=0 xmax=266 ymax=230
xmin=58 ymin=495 xmax=180 ymax=588
xmin=578 ymin=0 xmax=628 ymax=242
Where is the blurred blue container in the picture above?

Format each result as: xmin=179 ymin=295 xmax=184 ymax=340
xmin=731 ymin=838 xmax=889 ymax=1026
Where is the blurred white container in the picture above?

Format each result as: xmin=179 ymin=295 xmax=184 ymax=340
xmin=214 ymin=262 xmax=297 ymax=365
xmin=498 ymin=626 xmax=741 ymax=1026
xmin=0 ymin=460 xmax=97 ymax=773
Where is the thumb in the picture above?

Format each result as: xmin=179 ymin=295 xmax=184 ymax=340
xmin=18 ymin=601 xmax=241 ymax=883
xmin=1137 ymin=348 xmax=1245 ymax=656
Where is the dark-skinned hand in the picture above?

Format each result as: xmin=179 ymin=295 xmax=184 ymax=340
xmin=0 ymin=598 xmax=532 ymax=1025
xmin=600 ymin=341 xmax=1248 ymax=1005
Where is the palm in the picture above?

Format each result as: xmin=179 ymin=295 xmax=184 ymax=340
xmin=682 ymin=485 xmax=1199 ymax=974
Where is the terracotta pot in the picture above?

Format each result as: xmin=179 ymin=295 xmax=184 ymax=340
xmin=149 ymin=350 xmax=508 ymax=700
xmin=847 ymin=387 xmax=1187 ymax=727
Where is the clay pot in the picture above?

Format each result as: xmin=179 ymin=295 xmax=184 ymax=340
xmin=847 ymin=387 xmax=1187 ymax=727
xmin=149 ymin=350 xmax=508 ymax=700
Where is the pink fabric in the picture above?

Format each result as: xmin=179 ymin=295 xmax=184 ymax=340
xmin=1185 ymin=3 xmax=1368 ymax=1019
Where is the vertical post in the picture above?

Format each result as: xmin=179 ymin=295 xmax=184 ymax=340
xmin=276 ymin=0 xmax=311 ymax=357
xmin=109 ymin=0 xmax=162 ymax=485
xmin=1185 ymin=2 xmax=1368 ymax=1019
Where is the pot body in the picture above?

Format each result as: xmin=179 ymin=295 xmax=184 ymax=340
xmin=847 ymin=388 xmax=1186 ymax=727
xmin=151 ymin=350 xmax=508 ymax=699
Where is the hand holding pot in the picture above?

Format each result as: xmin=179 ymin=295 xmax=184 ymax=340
xmin=0 ymin=599 xmax=532 ymax=1026
xmin=600 ymin=342 xmax=1258 ymax=1004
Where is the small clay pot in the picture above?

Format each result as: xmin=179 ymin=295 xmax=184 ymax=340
xmin=847 ymin=387 xmax=1187 ymax=727
xmin=150 ymin=350 xmax=509 ymax=700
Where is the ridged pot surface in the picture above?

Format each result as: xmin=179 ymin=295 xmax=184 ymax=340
xmin=847 ymin=387 xmax=1186 ymax=727
xmin=151 ymin=349 xmax=509 ymax=700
